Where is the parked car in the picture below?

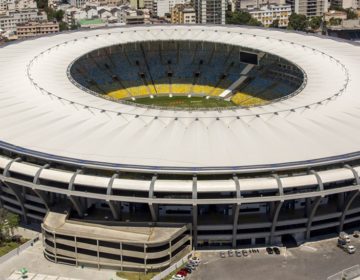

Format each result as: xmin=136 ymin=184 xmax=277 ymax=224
xmin=191 ymin=256 xmax=201 ymax=262
xmin=189 ymin=259 xmax=199 ymax=266
xmin=185 ymin=263 xmax=196 ymax=270
xmin=339 ymin=231 xmax=351 ymax=243
xmin=228 ymin=250 xmax=234 ymax=257
xmin=183 ymin=267 xmax=192 ymax=273
xmin=273 ymin=247 xmax=281 ymax=255
xmin=342 ymin=245 xmax=356 ymax=254
xmin=177 ymin=270 xmax=187 ymax=277
xmin=235 ymin=250 xmax=242 ymax=257
xmin=242 ymin=250 xmax=248 ymax=257
xmin=172 ymin=275 xmax=185 ymax=280
xmin=266 ymin=247 xmax=274 ymax=254
xmin=338 ymin=238 xmax=347 ymax=248
xmin=220 ymin=251 xmax=226 ymax=258
xmin=353 ymin=231 xmax=360 ymax=238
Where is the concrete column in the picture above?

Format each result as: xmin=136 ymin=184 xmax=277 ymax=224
xmin=53 ymin=232 xmax=57 ymax=263
xmin=32 ymin=164 xmax=51 ymax=210
xmin=232 ymin=175 xmax=241 ymax=248
xmin=74 ymin=236 xmax=78 ymax=267
xmin=192 ymin=175 xmax=198 ymax=248
xmin=68 ymin=170 xmax=84 ymax=218
xmin=338 ymin=190 xmax=360 ymax=232
xmin=232 ymin=204 xmax=240 ymax=248
xmin=144 ymin=244 xmax=147 ymax=274
xmin=120 ymin=242 xmax=123 ymax=271
xmin=269 ymin=174 xmax=284 ymax=245
xmin=96 ymin=239 xmax=100 ymax=270
xmin=306 ymin=196 xmax=322 ymax=240
xmin=270 ymin=201 xmax=283 ymax=245
xmin=106 ymin=173 xmax=120 ymax=220
xmin=305 ymin=170 xmax=324 ymax=240
xmin=169 ymin=240 xmax=172 ymax=264
xmin=148 ymin=175 xmax=157 ymax=223
xmin=2 ymin=157 xmax=28 ymax=223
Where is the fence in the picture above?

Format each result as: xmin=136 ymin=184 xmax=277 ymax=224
xmin=327 ymin=264 xmax=360 ymax=280
xmin=0 ymin=234 xmax=40 ymax=264
xmin=151 ymin=251 xmax=193 ymax=280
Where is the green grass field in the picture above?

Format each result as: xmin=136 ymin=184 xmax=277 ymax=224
xmin=131 ymin=96 xmax=234 ymax=109
xmin=0 ymin=241 xmax=27 ymax=257
xmin=116 ymin=271 xmax=158 ymax=280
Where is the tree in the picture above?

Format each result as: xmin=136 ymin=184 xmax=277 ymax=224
xmin=309 ymin=16 xmax=322 ymax=30
xmin=287 ymin=13 xmax=308 ymax=31
xmin=6 ymin=212 xmax=19 ymax=236
xmin=35 ymin=0 xmax=48 ymax=9
xmin=226 ymin=11 xmax=262 ymax=26
xmin=270 ymin=19 xmax=279 ymax=28
xmin=346 ymin=8 xmax=358 ymax=20
xmin=248 ymin=17 xmax=262 ymax=26
xmin=59 ymin=21 xmax=68 ymax=31
xmin=328 ymin=17 xmax=342 ymax=26
xmin=0 ymin=209 xmax=19 ymax=244
xmin=45 ymin=8 xmax=64 ymax=22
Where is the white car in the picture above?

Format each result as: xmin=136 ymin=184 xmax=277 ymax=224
xmin=172 ymin=275 xmax=185 ymax=280
xmin=189 ymin=259 xmax=200 ymax=266
xmin=345 ymin=245 xmax=356 ymax=254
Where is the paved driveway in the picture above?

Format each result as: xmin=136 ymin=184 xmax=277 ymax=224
xmin=190 ymin=237 xmax=360 ymax=280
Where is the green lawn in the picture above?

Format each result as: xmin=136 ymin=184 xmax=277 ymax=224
xmin=116 ymin=271 xmax=158 ymax=280
xmin=0 ymin=241 xmax=24 ymax=257
xmin=131 ymin=96 xmax=234 ymax=109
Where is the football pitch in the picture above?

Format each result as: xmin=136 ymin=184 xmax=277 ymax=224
xmin=131 ymin=96 xmax=235 ymax=109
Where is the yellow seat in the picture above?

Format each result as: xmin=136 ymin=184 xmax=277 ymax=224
xmin=231 ymin=92 xmax=267 ymax=106
xmin=107 ymin=89 xmax=130 ymax=99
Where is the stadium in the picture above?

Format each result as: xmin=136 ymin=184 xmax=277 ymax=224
xmin=0 ymin=25 xmax=359 ymax=272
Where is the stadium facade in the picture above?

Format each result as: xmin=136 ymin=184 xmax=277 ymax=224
xmin=0 ymin=25 xmax=359 ymax=271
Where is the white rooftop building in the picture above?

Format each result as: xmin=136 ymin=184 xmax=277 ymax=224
xmin=155 ymin=0 xmax=185 ymax=17
xmin=247 ymin=4 xmax=291 ymax=27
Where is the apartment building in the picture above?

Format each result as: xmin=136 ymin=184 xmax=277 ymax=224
xmin=0 ymin=10 xmax=47 ymax=31
xmin=193 ymin=0 xmax=226 ymax=24
xmin=0 ymin=0 xmax=37 ymax=14
xmin=286 ymin=0 xmax=327 ymax=17
xmin=16 ymin=21 xmax=59 ymax=38
xmin=248 ymin=4 xmax=291 ymax=27
xmin=171 ymin=3 xmax=196 ymax=23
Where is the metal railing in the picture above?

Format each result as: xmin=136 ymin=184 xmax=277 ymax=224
xmin=0 ymin=234 xmax=40 ymax=264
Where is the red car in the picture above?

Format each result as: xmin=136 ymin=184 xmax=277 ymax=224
xmin=177 ymin=270 xmax=188 ymax=277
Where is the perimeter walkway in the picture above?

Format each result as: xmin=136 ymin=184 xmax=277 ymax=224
xmin=7 ymin=271 xmax=82 ymax=280
xmin=0 ymin=239 xmax=119 ymax=280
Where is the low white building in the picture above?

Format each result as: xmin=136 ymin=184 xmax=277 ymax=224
xmin=0 ymin=10 xmax=47 ymax=32
xmin=0 ymin=0 xmax=37 ymax=14
xmin=247 ymin=4 xmax=291 ymax=27
xmin=155 ymin=0 xmax=186 ymax=17
xmin=117 ymin=5 xmax=150 ymax=24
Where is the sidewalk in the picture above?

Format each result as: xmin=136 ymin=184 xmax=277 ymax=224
xmin=7 ymin=271 xmax=82 ymax=280
xmin=0 ymin=241 xmax=120 ymax=280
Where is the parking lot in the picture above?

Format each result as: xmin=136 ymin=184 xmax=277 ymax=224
xmin=189 ymin=235 xmax=360 ymax=280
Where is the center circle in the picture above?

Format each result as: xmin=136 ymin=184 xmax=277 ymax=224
xmin=69 ymin=40 xmax=305 ymax=110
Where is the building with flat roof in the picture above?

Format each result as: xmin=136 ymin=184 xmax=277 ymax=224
xmin=247 ymin=4 xmax=291 ymax=27
xmin=193 ymin=0 xmax=226 ymax=24
xmin=16 ymin=21 xmax=59 ymax=38
xmin=0 ymin=10 xmax=46 ymax=32
xmin=171 ymin=3 xmax=196 ymax=23
xmin=286 ymin=0 xmax=327 ymax=17
xmin=0 ymin=0 xmax=37 ymax=14
xmin=235 ymin=0 xmax=285 ymax=9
